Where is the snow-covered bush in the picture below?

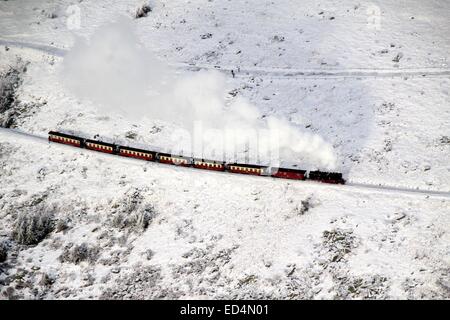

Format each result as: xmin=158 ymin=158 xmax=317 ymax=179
xmin=112 ymin=206 xmax=157 ymax=232
xmin=135 ymin=209 xmax=152 ymax=230
xmin=55 ymin=218 xmax=70 ymax=233
xmin=297 ymin=195 xmax=319 ymax=215
xmin=440 ymin=136 xmax=450 ymax=145
xmin=0 ymin=241 xmax=8 ymax=262
xmin=334 ymin=274 xmax=390 ymax=299
xmin=12 ymin=210 xmax=55 ymax=245
xmin=200 ymin=33 xmax=213 ymax=39
xmin=100 ymin=266 xmax=163 ymax=299
xmin=110 ymin=188 xmax=157 ymax=232
xmin=135 ymin=4 xmax=152 ymax=19
xmin=0 ymin=60 xmax=29 ymax=128
xmin=39 ymin=273 xmax=55 ymax=287
xmin=272 ymin=35 xmax=285 ymax=42
xmin=59 ymin=243 xmax=99 ymax=264
xmin=321 ymin=229 xmax=358 ymax=264
xmin=0 ymin=65 xmax=21 ymax=110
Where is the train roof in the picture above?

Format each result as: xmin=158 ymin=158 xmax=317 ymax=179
xmin=157 ymin=152 xmax=192 ymax=159
xmin=118 ymin=145 xmax=156 ymax=154
xmin=227 ymin=163 xmax=268 ymax=169
xmin=85 ymin=139 xmax=116 ymax=148
xmin=273 ymin=167 xmax=307 ymax=173
xmin=309 ymin=170 xmax=343 ymax=177
xmin=48 ymin=131 xmax=82 ymax=140
xmin=193 ymin=158 xmax=225 ymax=164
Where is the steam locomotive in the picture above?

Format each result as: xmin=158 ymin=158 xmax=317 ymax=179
xmin=48 ymin=131 xmax=345 ymax=184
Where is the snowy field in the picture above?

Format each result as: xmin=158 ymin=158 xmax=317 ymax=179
xmin=0 ymin=0 xmax=449 ymax=299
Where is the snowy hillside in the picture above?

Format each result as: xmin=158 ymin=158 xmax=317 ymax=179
xmin=0 ymin=0 xmax=449 ymax=299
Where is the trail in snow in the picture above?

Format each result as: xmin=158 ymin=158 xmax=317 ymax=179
xmin=0 ymin=38 xmax=67 ymax=57
xmin=2 ymin=38 xmax=450 ymax=79
xmin=178 ymin=63 xmax=450 ymax=79
xmin=345 ymin=182 xmax=450 ymax=199
xmin=1 ymin=127 xmax=449 ymax=199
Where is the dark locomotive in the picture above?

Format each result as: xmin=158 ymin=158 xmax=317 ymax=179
xmin=48 ymin=131 xmax=345 ymax=184
xmin=308 ymin=170 xmax=346 ymax=184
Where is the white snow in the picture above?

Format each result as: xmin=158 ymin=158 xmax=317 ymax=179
xmin=0 ymin=0 xmax=449 ymax=299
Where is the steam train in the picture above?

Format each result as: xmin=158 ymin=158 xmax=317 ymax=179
xmin=48 ymin=131 xmax=345 ymax=184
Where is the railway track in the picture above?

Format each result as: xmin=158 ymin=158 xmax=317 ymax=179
xmin=1 ymin=39 xmax=449 ymax=197
xmin=1 ymin=127 xmax=449 ymax=199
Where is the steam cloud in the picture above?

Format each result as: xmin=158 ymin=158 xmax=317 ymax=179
xmin=61 ymin=18 xmax=337 ymax=170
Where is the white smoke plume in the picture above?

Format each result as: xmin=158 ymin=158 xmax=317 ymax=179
xmin=61 ymin=18 xmax=337 ymax=170
xmin=61 ymin=18 xmax=171 ymax=115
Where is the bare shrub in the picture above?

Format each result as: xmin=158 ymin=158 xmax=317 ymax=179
xmin=200 ymin=33 xmax=213 ymax=39
xmin=0 ymin=60 xmax=28 ymax=127
xmin=0 ymin=241 xmax=7 ymax=262
xmin=392 ymin=52 xmax=403 ymax=63
xmin=144 ymin=249 xmax=154 ymax=260
xmin=334 ymin=274 xmax=390 ymax=299
xmin=12 ymin=210 xmax=55 ymax=245
xmin=1 ymin=286 xmax=17 ymax=300
xmin=111 ymin=189 xmax=157 ymax=232
xmin=297 ymin=195 xmax=319 ymax=215
xmin=440 ymin=136 xmax=450 ymax=145
xmin=100 ymin=266 xmax=164 ymax=299
xmin=112 ymin=206 xmax=157 ymax=232
xmin=272 ymin=35 xmax=285 ymax=42
xmin=39 ymin=273 xmax=55 ymax=287
xmin=321 ymin=229 xmax=358 ymax=264
xmin=55 ymin=218 xmax=70 ymax=233
xmin=59 ymin=243 xmax=99 ymax=264
xmin=135 ymin=4 xmax=152 ymax=19
xmin=0 ymin=64 xmax=23 ymax=112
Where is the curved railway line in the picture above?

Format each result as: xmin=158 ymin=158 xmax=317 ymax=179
xmin=1 ymin=127 xmax=449 ymax=199
xmin=1 ymin=38 xmax=449 ymax=198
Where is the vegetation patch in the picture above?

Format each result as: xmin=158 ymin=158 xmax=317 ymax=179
xmin=12 ymin=209 xmax=55 ymax=245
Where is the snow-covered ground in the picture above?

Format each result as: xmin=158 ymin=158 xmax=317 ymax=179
xmin=0 ymin=0 xmax=449 ymax=299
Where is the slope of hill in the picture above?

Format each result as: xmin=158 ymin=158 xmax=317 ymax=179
xmin=0 ymin=0 xmax=449 ymax=299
